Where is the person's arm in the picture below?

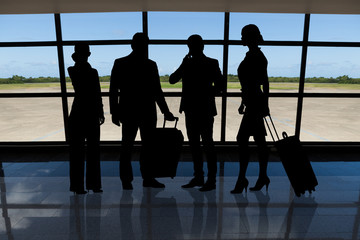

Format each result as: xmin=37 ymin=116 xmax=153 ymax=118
xmin=109 ymin=60 xmax=121 ymax=126
xmin=94 ymin=69 xmax=105 ymax=125
xmin=169 ymin=56 xmax=187 ymax=84
xmin=213 ymin=60 xmax=224 ymax=95
xmin=262 ymin=62 xmax=270 ymax=116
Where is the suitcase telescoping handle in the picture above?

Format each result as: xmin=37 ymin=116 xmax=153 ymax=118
xmin=163 ymin=117 xmax=179 ymax=128
xmin=263 ymin=115 xmax=280 ymax=142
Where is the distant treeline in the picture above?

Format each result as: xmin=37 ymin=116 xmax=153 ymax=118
xmin=1 ymin=74 xmax=360 ymax=84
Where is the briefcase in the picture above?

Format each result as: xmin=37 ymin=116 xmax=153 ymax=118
xmin=264 ymin=116 xmax=318 ymax=197
xmin=148 ymin=117 xmax=184 ymax=178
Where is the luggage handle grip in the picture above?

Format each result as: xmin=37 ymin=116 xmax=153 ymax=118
xmin=282 ymin=131 xmax=288 ymax=139
xmin=163 ymin=117 xmax=179 ymax=128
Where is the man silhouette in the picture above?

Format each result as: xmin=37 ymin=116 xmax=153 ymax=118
xmin=110 ymin=32 xmax=175 ymax=190
xmin=169 ymin=34 xmax=223 ymax=191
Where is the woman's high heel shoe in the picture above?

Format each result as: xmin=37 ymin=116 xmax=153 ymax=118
xmin=231 ymin=178 xmax=249 ymax=194
xmin=249 ymin=176 xmax=270 ymax=192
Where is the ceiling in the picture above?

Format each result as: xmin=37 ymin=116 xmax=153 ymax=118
xmin=0 ymin=0 xmax=360 ymax=15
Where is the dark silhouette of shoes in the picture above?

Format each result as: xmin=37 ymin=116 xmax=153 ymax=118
xmin=143 ymin=179 xmax=165 ymax=188
xmin=182 ymin=177 xmax=204 ymax=188
xmin=249 ymin=176 xmax=270 ymax=192
xmin=199 ymin=181 xmax=216 ymax=192
xmin=231 ymin=178 xmax=249 ymax=194
xmin=122 ymin=182 xmax=133 ymax=190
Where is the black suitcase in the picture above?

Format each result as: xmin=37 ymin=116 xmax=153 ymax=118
xmin=264 ymin=116 xmax=318 ymax=197
xmin=148 ymin=117 xmax=184 ymax=178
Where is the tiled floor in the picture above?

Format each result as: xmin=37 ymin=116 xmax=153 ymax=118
xmin=1 ymin=161 xmax=360 ymax=240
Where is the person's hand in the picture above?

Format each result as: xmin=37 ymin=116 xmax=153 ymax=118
xmin=182 ymin=54 xmax=192 ymax=66
xmin=238 ymin=103 xmax=245 ymax=115
xmin=99 ymin=115 xmax=105 ymax=125
xmin=112 ymin=114 xmax=121 ymax=127
xmin=263 ymin=105 xmax=270 ymax=117
xmin=164 ymin=111 xmax=176 ymax=121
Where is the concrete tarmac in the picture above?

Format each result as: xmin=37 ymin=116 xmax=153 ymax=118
xmin=1 ymin=88 xmax=359 ymax=142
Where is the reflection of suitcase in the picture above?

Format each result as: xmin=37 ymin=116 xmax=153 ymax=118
xmin=264 ymin=116 xmax=318 ymax=197
xmin=149 ymin=118 xmax=184 ymax=178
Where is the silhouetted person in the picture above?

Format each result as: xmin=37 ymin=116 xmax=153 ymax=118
xmin=110 ymin=32 xmax=175 ymax=190
xmin=231 ymin=24 xmax=270 ymax=194
xmin=68 ymin=43 xmax=104 ymax=194
xmin=169 ymin=34 xmax=223 ymax=192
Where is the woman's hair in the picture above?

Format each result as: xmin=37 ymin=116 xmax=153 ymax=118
xmin=241 ymin=24 xmax=264 ymax=44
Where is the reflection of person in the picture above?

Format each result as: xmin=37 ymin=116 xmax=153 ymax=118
xmin=69 ymin=195 xmax=85 ymax=239
xmin=183 ymin=188 xmax=218 ymax=238
xmin=233 ymin=194 xmax=250 ymax=238
xmin=86 ymin=194 xmax=102 ymax=240
xmin=120 ymin=191 xmax=135 ymax=239
xmin=140 ymin=188 xmax=183 ymax=239
xmin=110 ymin=32 xmax=175 ymax=190
xmin=169 ymin=34 xmax=223 ymax=192
xmin=68 ymin=43 xmax=104 ymax=194
xmin=69 ymin=194 xmax=102 ymax=240
xmin=231 ymin=24 xmax=270 ymax=194
xmin=254 ymin=191 xmax=270 ymax=238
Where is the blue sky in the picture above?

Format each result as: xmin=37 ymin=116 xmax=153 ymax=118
xmin=0 ymin=12 xmax=360 ymax=78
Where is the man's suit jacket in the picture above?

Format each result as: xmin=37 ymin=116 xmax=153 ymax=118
xmin=110 ymin=53 xmax=169 ymax=122
xmin=171 ymin=55 xmax=223 ymax=116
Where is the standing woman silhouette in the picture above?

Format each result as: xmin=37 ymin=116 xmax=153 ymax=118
xmin=68 ymin=43 xmax=105 ymax=194
xmin=231 ymin=24 xmax=270 ymax=194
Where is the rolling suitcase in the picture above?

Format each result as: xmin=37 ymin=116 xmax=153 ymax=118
xmin=148 ymin=117 xmax=184 ymax=178
xmin=264 ymin=116 xmax=318 ymax=197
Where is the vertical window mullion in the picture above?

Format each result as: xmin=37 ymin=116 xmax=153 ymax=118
xmin=295 ymin=13 xmax=310 ymax=138
xmin=142 ymin=11 xmax=149 ymax=59
xmin=221 ymin=12 xmax=230 ymax=144
xmin=54 ymin=13 xmax=69 ymax=141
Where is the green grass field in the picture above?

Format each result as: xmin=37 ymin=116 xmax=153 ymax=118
xmin=2 ymin=82 xmax=360 ymax=91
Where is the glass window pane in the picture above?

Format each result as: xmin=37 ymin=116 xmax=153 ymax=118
xmin=309 ymin=14 xmax=360 ymax=42
xmin=225 ymin=97 xmax=297 ymax=141
xmin=305 ymin=47 xmax=360 ymax=93
xmin=61 ymin=12 xmax=142 ymax=40
xmin=160 ymin=97 xmax=221 ymax=142
xmin=150 ymin=45 xmax=223 ymax=78
xmin=0 ymin=98 xmax=65 ymax=141
xmin=87 ymin=96 xmax=222 ymax=142
xmin=0 ymin=47 xmax=60 ymax=93
xmin=225 ymin=97 xmax=242 ymax=141
xmin=64 ymin=45 xmax=133 ymax=93
xmin=148 ymin=12 xmax=224 ymax=39
xmin=67 ymin=97 xmax=122 ymax=141
xmin=0 ymin=14 xmax=56 ymax=42
xmin=229 ymin=13 xmax=304 ymax=41
xmin=229 ymin=46 xmax=302 ymax=93
xmin=301 ymin=98 xmax=360 ymax=141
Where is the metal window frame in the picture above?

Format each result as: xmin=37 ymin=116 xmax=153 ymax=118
xmin=0 ymin=12 xmax=360 ymax=145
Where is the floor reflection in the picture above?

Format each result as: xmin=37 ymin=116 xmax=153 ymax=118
xmin=140 ymin=188 xmax=183 ymax=240
xmin=69 ymin=193 xmax=102 ymax=240
xmin=0 ymin=176 xmax=359 ymax=239
xmin=120 ymin=191 xmax=135 ymax=240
